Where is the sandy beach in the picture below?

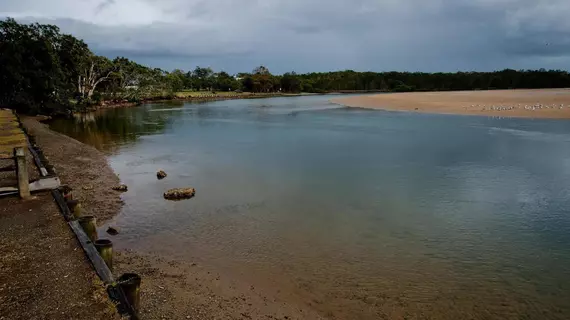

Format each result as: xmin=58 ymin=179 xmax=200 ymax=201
xmin=332 ymin=89 xmax=570 ymax=119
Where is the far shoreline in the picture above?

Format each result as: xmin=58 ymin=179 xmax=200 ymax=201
xmin=331 ymin=88 xmax=570 ymax=119
xmin=95 ymin=92 xmax=303 ymax=111
xmin=81 ymin=90 xmax=383 ymax=113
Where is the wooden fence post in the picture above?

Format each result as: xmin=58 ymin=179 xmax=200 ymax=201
xmin=66 ymin=200 xmax=82 ymax=219
xmin=78 ymin=216 xmax=98 ymax=242
xmin=118 ymin=273 xmax=141 ymax=317
xmin=94 ymin=239 xmax=113 ymax=271
xmin=14 ymin=147 xmax=30 ymax=199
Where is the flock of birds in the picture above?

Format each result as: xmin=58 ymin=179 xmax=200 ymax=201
xmin=464 ymin=103 xmax=567 ymax=112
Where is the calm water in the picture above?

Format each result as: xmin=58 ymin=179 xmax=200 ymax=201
xmin=51 ymin=96 xmax=570 ymax=319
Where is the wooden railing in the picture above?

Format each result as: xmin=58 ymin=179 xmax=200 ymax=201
xmin=0 ymin=109 xmax=30 ymax=198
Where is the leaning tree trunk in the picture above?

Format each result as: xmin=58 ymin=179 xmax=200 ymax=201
xmin=78 ymin=61 xmax=113 ymax=99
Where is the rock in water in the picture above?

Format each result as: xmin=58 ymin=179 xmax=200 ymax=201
xmin=157 ymin=170 xmax=167 ymax=180
xmin=164 ymin=188 xmax=196 ymax=200
xmin=106 ymin=226 xmax=119 ymax=236
xmin=112 ymin=184 xmax=128 ymax=192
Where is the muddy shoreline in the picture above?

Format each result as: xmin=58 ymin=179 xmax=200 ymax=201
xmin=24 ymin=116 xmax=323 ymax=319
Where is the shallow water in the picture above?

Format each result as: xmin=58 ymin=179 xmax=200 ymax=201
xmin=51 ymin=96 xmax=570 ymax=319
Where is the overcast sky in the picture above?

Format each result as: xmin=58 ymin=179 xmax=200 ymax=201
xmin=1 ymin=0 xmax=569 ymax=74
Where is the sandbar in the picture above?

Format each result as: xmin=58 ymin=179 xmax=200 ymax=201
xmin=332 ymin=89 xmax=570 ymax=119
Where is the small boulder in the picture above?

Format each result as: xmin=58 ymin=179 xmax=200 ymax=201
xmin=112 ymin=184 xmax=128 ymax=192
xmin=157 ymin=170 xmax=167 ymax=180
xmin=164 ymin=188 xmax=196 ymax=200
xmin=106 ymin=226 xmax=119 ymax=236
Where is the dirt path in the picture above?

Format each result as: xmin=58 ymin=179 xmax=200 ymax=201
xmin=22 ymin=117 xmax=122 ymax=224
xmin=0 ymin=194 xmax=120 ymax=320
xmin=333 ymin=89 xmax=570 ymax=119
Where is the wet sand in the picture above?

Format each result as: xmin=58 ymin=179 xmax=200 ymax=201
xmin=114 ymin=250 xmax=323 ymax=320
xmin=332 ymin=89 xmax=570 ymax=119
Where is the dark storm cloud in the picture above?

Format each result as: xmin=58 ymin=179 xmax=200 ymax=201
xmin=1 ymin=0 xmax=569 ymax=73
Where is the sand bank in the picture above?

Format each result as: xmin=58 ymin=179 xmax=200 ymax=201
xmin=333 ymin=89 xmax=570 ymax=119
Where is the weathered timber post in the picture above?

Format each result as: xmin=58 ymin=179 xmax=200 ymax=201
xmin=118 ymin=273 xmax=141 ymax=317
xmin=78 ymin=215 xmax=97 ymax=242
xmin=94 ymin=239 xmax=113 ymax=271
xmin=66 ymin=200 xmax=82 ymax=218
xmin=14 ymin=147 xmax=30 ymax=199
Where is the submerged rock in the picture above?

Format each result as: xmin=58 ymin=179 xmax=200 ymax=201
xmin=157 ymin=170 xmax=167 ymax=180
xmin=112 ymin=184 xmax=128 ymax=192
xmin=106 ymin=226 xmax=119 ymax=236
xmin=164 ymin=188 xmax=196 ymax=200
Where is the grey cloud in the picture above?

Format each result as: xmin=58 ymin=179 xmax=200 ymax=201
xmin=95 ymin=0 xmax=115 ymax=14
xmin=2 ymin=0 xmax=570 ymax=73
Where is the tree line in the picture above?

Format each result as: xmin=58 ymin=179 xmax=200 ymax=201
xmin=2 ymin=18 xmax=570 ymax=115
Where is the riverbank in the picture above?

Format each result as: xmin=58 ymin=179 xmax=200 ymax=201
xmin=0 ymin=116 xmax=120 ymax=319
xmin=332 ymin=89 xmax=570 ymax=119
xmin=22 ymin=118 xmax=122 ymax=223
xmin=23 ymin=117 xmax=323 ymax=319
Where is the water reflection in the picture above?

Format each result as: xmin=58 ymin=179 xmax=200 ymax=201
xmin=49 ymin=101 xmax=185 ymax=152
